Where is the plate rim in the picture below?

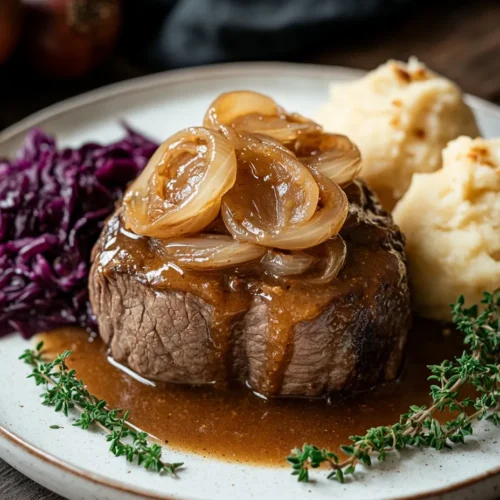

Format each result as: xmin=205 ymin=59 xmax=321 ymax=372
xmin=0 ymin=427 xmax=175 ymax=500
xmin=2 ymin=422 xmax=500 ymax=500
xmin=2 ymin=60 xmax=500 ymax=144
xmin=1 ymin=60 xmax=499 ymax=500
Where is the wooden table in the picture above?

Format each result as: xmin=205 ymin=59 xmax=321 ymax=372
xmin=2 ymin=1 xmax=500 ymax=498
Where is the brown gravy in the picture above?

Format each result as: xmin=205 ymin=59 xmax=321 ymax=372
xmin=38 ymin=318 xmax=463 ymax=467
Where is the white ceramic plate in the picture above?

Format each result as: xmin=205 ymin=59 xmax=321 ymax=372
xmin=1 ymin=62 xmax=500 ymax=500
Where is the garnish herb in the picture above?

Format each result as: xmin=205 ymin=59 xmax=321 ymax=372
xmin=287 ymin=291 xmax=500 ymax=483
xmin=19 ymin=291 xmax=500 ymax=484
xmin=19 ymin=342 xmax=183 ymax=476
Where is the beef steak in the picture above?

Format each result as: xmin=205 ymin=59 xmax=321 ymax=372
xmin=89 ymin=180 xmax=411 ymax=398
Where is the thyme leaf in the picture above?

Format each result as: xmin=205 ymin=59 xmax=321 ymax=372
xmin=287 ymin=290 xmax=500 ymax=483
xmin=19 ymin=290 xmax=500 ymax=484
xmin=19 ymin=344 xmax=183 ymax=476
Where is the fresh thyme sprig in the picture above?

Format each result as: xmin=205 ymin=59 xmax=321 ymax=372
xmin=288 ymin=290 xmax=500 ymax=483
xmin=19 ymin=343 xmax=183 ymax=476
xmin=18 ymin=291 xmax=500 ymax=484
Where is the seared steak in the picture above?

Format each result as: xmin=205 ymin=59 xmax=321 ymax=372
xmin=89 ymin=180 xmax=411 ymax=398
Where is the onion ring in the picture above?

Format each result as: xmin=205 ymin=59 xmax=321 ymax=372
xmin=294 ymin=133 xmax=362 ymax=186
xmin=123 ymin=127 xmax=237 ymax=238
xmin=223 ymin=158 xmax=348 ymax=250
xmin=221 ymin=134 xmax=320 ymax=246
xmin=304 ymin=235 xmax=347 ymax=284
xmin=204 ymin=91 xmax=321 ymax=143
xmin=152 ymin=235 xmax=266 ymax=270
xmin=261 ymin=250 xmax=316 ymax=278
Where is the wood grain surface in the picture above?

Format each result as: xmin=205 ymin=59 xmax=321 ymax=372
xmin=0 ymin=459 xmax=62 ymax=500
xmin=1 ymin=1 xmax=500 ymax=498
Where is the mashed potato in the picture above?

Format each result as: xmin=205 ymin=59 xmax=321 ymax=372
xmin=316 ymin=58 xmax=479 ymax=209
xmin=393 ymin=136 xmax=500 ymax=321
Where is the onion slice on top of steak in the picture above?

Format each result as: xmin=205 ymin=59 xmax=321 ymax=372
xmin=261 ymin=250 xmax=316 ymax=278
xmin=120 ymin=92 xmax=358 ymax=275
xmin=151 ymin=235 xmax=266 ymax=270
xmin=304 ymin=235 xmax=347 ymax=284
xmin=260 ymin=234 xmax=347 ymax=283
xmin=204 ymin=91 xmax=321 ymax=143
xmin=294 ymin=133 xmax=362 ymax=187
xmin=123 ymin=127 xmax=237 ymax=238
xmin=221 ymin=134 xmax=334 ymax=249
xmin=222 ymin=136 xmax=348 ymax=250
xmin=261 ymin=174 xmax=348 ymax=250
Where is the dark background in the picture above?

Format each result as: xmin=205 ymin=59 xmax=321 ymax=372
xmin=1 ymin=0 xmax=500 ymax=498
xmin=1 ymin=0 xmax=500 ymax=132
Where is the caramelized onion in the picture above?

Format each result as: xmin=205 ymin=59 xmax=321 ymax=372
xmin=304 ymin=236 xmax=347 ymax=284
xmin=266 ymin=175 xmax=348 ymax=250
xmin=221 ymin=135 xmax=322 ymax=248
xmin=121 ymin=91 xmax=353 ymax=276
xmin=261 ymin=250 xmax=315 ymax=278
xmin=123 ymin=127 xmax=237 ymax=238
xmin=294 ymin=133 xmax=361 ymax=186
xmin=204 ymin=91 xmax=321 ymax=143
xmin=223 ymin=154 xmax=348 ymax=250
xmin=152 ymin=235 xmax=266 ymax=270
xmin=219 ymin=127 xmax=294 ymax=157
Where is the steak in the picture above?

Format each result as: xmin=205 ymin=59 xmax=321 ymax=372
xmin=89 ymin=180 xmax=411 ymax=398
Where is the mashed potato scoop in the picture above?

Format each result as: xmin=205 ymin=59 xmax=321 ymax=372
xmin=316 ymin=58 xmax=479 ymax=210
xmin=394 ymin=136 xmax=500 ymax=321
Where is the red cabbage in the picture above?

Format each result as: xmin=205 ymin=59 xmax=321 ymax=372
xmin=0 ymin=127 xmax=157 ymax=338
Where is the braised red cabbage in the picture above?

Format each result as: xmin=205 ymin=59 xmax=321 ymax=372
xmin=0 ymin=127 xmax=157 ymax=338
